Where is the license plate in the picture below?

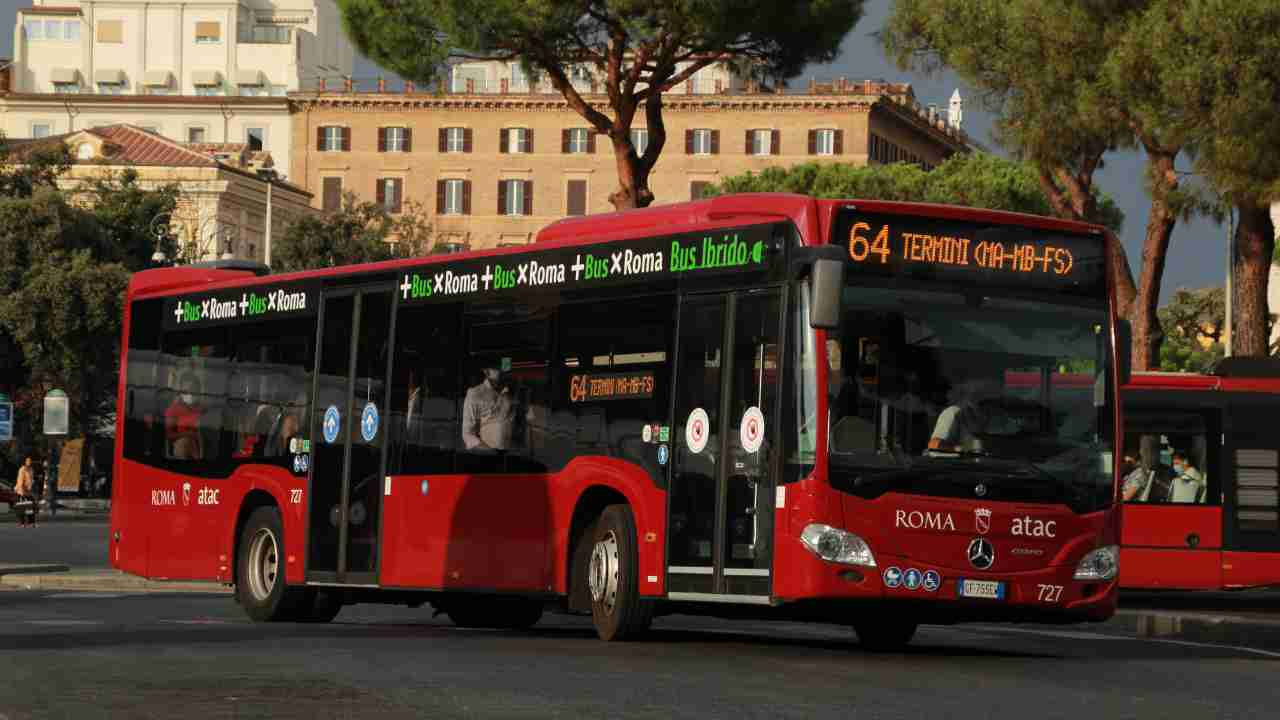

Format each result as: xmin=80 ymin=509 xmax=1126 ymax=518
xmin=958 ymin=579 xmax=1005 ymax=600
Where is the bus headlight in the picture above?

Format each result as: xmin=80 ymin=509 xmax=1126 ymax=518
xmin=1073 ymin=545 xmax=1119 ymax=581
xmin=800 ymin=524 xmax=876 ymax=568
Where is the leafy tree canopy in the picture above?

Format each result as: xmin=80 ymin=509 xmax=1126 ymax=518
xmin=273 ymin=193 xmax=429 ymax=273
xmin=337 ymin=0 xmax=865 ymax=209
xmin=1157 ymin=287 xmax=1226 ymax=373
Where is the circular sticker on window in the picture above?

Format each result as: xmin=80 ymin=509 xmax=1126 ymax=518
xmin=685 ymin=408 xmax=710 ymax=454
xmin=361 ymin=402 xmax=379 ymax=442
xmin=322 ymin=405 xmax=341 ymax=444
xmin=642 ymin=424 xmax=652 ymax=443
xmin=740 ymin=406 xmax=765 ymax=454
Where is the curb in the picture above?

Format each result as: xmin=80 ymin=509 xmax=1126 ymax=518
xmin=0 ymin=564 xmax=70 ymax=576
xmin=0 ymin=571 xmax=231 ymax=594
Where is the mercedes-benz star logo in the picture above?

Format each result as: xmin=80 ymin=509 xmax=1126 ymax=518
xmin=967 ymin=538 xmax=995 ymax=570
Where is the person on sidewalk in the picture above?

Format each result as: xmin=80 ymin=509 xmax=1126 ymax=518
xmin=14 ymin=456 xmax=36 ymax=527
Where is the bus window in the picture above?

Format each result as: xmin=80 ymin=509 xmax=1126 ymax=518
xmin=123 ymin=300 xmax=163 ymax=464
xmin=388 ymin=303 xmax=463 ymax=475
xmin=1121 ymin=412 xmax=1212 ymax=505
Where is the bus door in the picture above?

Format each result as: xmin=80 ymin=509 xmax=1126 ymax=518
xmin=668 ymin=289 xmax=782 ymax=602
xmin=306 ymin=286 xmax=394 ymax=585
xmin=1221 ymin=400 xmax=1280 ymax=587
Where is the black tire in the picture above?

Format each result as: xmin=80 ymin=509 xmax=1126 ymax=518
xmin=446 ymin=596 xmax=543 ymax=630
xmin=587 ymin=504 xmax=651 ymax=641
xmin=236 ymin=506 xmax=311 ymax=622
xmin=298 ymin=590 xmax=344 ymax=623
xmin=853 ymin=620 xmax=918 ymax=651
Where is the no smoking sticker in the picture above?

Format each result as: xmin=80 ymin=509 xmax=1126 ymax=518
xmin=686 ymin=408 xmax=710 ymax=454
xmin=740 ymin=406 xmax=765 ymax=454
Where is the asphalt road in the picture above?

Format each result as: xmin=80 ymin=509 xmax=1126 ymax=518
xmin=0 ymin=517 xmax=110 ymax=568
xmin=0 ymin=590 xmax=1277 ymax=720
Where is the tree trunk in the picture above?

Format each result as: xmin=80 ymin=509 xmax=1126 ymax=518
xmin=607 ymin=134 xmax=654 ymax=210
xmin=1230 ymin=203 xmax=1276 ymax=357
xmin=1131 ymin=151 xmax=1179 ymax=370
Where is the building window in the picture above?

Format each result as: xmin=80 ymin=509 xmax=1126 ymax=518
xmin=690 ymin=181 xmax=710 ymax=200
xmin=810 ymin=128 xmax=841 ymax=156
xmin=687 ymin=128 xmax=717 ymax=155
xmin=380 ymin=127 xmax=410 ymax=153
xmin=509 ymin=63 xmax=529 ymax=92
xmin=53 ymin=82 xmax=81 ymax=94
xmin=377 ymin=178 xmax=403 ymax=214
xmin=564 ymin=128 xmax=593 ymax=154
xmin=502 ymin=127 xmax=532 ymax=154
xmin=96 ymin=20 xmax=123 ymax=44
xmin=195 ymin=21 xmax=221 ymax=44
xmin=31 ymin=123 xmax=52 ymax=139
xmin=239 ymin=85 xmax=266 ymax=97
xmin=77 ymin=144 xmax=94 ymax=160
xmin=566 ymin=179 xmax=587 ymax=217
xmin=630 ymin=128 xmax=649 ymax=157
xmin=195 ymin=86 xmax=223 ymax=97
xmin=451 ymin=66 xmax=487 ymax=93
xmin=749 ymin=129 xmax=777 ymax=156
xmin=569 ymin=65 xmax=592 ymax=93
xmin=322 ymin=177 xmax=343 ymax=212
xmin=65 ymin=20 xmax=80 ymax=41
xmin=441 ymin=127 xmax=470 ymax=153
xmin=499 ymin=179 xmax=532 ymax=216
xmin=97 ymin=82 xmax=125 ymax=95
xmin=238 ymin=25 xmax=290 ymax=44
xmin=318 ymin=126 xmax=348 ymax=152
xmin=246 ymin=127 xmax=266 ymax=151
xmin=23 ymin=20 xmax=43 ymax=40
xmin=438 ymin=179 xmax=469 ymax=215
xmin=26 ymin=19 xmax=80 ymax=42
xmin=187 ymin=126 xmax=207 ymax=143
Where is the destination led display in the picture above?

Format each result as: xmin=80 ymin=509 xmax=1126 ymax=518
xmin=830 ymin=209 xmax=1107 ymax=297
xmin=568 ymin=371 xmax=656 ymax=403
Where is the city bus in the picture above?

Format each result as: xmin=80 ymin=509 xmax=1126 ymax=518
xmin=111 ymin=193 xmax=1126 ymax=648
xmin=1120 ymin=360 xmax=1280 ymax=590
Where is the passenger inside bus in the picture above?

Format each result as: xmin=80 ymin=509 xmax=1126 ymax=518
xmin=1168 ymin=449 xmax=1207 ymax=503
xmin=165 ymin=371 xmax=205 ymax=460
xmin=1121 ymin=416 xmax=1209 ymax=504
xmin=461 ymin=358 xmax=515 ymax=451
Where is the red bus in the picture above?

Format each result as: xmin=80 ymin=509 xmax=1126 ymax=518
xmin=1120 ymin=359 xmax=1280 ymax=590
xmin=111 ymin=193 xmax=1125 ymax=648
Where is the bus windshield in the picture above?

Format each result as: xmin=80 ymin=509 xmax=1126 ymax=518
xmin=826 ymin=284 xmax=1114 ymax=513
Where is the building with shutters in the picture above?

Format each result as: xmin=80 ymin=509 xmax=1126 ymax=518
xmin=1 ymin=0 xmax=354 ymax=180
xmin=289 ymin=72 xmax=970 ymax=250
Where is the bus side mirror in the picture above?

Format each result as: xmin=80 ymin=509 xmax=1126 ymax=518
xmin=1116 ymin=319 xmax=1132 ymax=386
xmin=810 ymin=259 xmax=844 ymax=330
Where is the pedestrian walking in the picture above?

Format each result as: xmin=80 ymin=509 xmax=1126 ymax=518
xmin=14 ymin=456 xmax=36 ymax=527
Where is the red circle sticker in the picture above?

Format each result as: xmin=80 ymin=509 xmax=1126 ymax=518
xmin=740 ymin=406 xmax=765 ymax=454
xmin=686 ymin=408 xmax=710 ymax=454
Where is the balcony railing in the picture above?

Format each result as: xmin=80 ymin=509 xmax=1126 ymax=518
xmin=237 ymin=26 xmax=290 ymax=44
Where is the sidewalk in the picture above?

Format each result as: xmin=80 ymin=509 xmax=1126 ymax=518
xmin=0 ymin=566 xmax=230 ymax=594
xmin=4 ymin=497 xmax=110 ymax=523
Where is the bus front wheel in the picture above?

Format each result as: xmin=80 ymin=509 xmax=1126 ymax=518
xmin=853 ymin=619 xmax=918 ymax=651
xmin=587 ymin=504 xmax=652 ymax=641
xmin=237 ymin=506 xmax=312 ymax=622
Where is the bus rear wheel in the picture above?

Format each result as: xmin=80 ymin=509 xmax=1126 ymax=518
xmin=853 ymin=619 xmax=918 ymax=651
xmin=587 ymin=504 xmax=651 ymax=641
xmin=237 ymin=506 xmax=312 ymax=622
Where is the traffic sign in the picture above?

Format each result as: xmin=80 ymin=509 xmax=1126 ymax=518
xmin=0 ymin=399 xmax=12 ymax=442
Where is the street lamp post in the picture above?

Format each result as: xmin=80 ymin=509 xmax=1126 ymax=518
xmin=42 ymin=388 xmax=69 ymax=519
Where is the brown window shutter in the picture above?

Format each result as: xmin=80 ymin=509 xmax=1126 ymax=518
xmin=685 ymin=129 xmax=693 ymax=154
xmin=403 ymin=128 xmax=412 ymax=152
xmin=377 ymin=128 xmax=386 ymax=153
xmin=317 ymin=126 xmax=325 ymax=151
xmin=562 ymin=129 xmax=570 ymax=153
xmin=745 ymin=130 xmax=753 ymax=155
xmin=500 ymin=128 xmax=509 ymax=154
xmin=567 ymin=179 xmax=586 ymax=216
xmin=376 ymin=178 xmax=386 ymax=206
xmin=436 ymin=179 xmax=446 ymax=213
xmin=498 ymin=180 xmax=508 ymax=214
xmin=342 ymin=127 xmax=351 ymax=151
xmin=525 ymin=128 xmax=534 ymax=153
xmin=438 ymin=128 xmax=447 ymax=152
xmin=523 ymin=180 xmax=533 ymax=215
xmin=710 ymin=130 xmax=720 ymax=155
xmin=772 ymin=129 xmax=780 ymax=155
xmin=464 ymin=128 xmax=473 ymax=153
xmin=807 ymin=130 xmax=816 ymax=155
xmin=462 ymin=180 xmax=472 ymax=215
xmin=587 ymin=131 xmax=596 ymax=153
xmin=322 ymin=177 xmax=341 ymax=211
xmin=393 ymin=179 xmax=403 ymax=213
xmin=834 ymin=129 xmax=844 ymax=155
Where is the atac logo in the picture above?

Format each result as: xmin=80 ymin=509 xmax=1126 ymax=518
xmin=182 ymin=481 xmax=192 ymax=507
xmin=974 ymin=507 xmax=992 ymax=535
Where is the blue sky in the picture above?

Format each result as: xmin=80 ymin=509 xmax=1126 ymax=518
xmin=0 ymin=0 xmax=1225 ymax=302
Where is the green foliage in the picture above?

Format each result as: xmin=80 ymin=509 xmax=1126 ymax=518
xmin=704 ymin=154 xmax=1124 ymax=230
xmin=1157 ymin=287 xmax=1226 ymax=373
xmin=273 ymin=193 xmax=429 ymax=273
xmin=77 ymin=169 xmax=182 ymax=272
xmin=0 ymin=135 xmax=72 ymax=199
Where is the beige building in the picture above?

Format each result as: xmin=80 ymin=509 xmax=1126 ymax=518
xmin=288 ymin=73 xmax=970 ymax=250
xmin=10 ymin=123 xmax=315 ymax=263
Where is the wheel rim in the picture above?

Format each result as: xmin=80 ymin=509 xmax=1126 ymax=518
xmin=246 ymin=527 xmax=280 ymax=603
xmin=588 ymin=530 xmax=620 ymax=614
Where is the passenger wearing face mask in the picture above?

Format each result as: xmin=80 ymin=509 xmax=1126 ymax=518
xmin=165 ymin=371 xmax=205 ymax=460
xmin=1167 ymin=450 xmax=1206 ymax=503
